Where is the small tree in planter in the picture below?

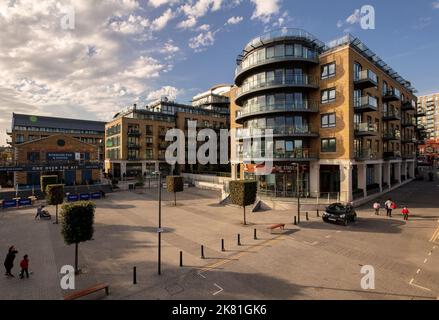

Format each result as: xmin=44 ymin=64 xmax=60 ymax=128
xmin=46 ymin=184 xmax=65 ymax=224
xmin=229 ymin=180 xmax=257 ymax=225
xmin=166 ymin=176 xmax=184 ymax=206
xmin=40 ymin=175 xmax=58 ymax=192
xmin=61 ymin=201 xmax=95 ymax=275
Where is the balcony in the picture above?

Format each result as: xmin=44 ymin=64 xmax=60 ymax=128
xmin=354 ymin=149 xmax=379 ymax=161
xmin=127 ymin=130 xmax=141 ymax=137
xmin=127 ymin=143 xmax=140 ymax=149
xmin=401 ymin=137 xmax=416 ymax=144
xmin=382 ymin=110 xmax=400 ymax=121
xmin=235 ymin=100 xmax=319 ymax=123
xmin=414 ymin=111 xmax=426 ymax=117
xmin=416 ymin=124 xmax=426 ymax=131
xmin=382 ymin=89 xmax=401 ymax=102
xmin=354 ymin=96 xmax=378 ymax=113
xmin=354 ymin=123 xmax=378 ymax=137
xmin=401 ymin=101 xmax=416 ymax=111
xmin=383 ymin=151 xmax=401 ymax=160
xmin=382 ymin=131 xmax=400 ymax=141
xmin=236 ymin=126 xmax=319 ymax=139
xmin=354 ymin=70 xmax=378 ymax=89
xmin=402 ymin=152 xmax=416 ymax=160
xmin=235 ymin=75 xmax=318 ymax=105
xmin=240 ymin=148 xmax=317 ymax=162
xmin=401 ymin=118 xmax=416 ymax=128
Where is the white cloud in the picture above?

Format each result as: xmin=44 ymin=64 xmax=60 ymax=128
xmin=109 ymin=15 xmax=150 ymax=34
xmin=160 ymin=40 xmax=180 ymax=54
xmin=151 ymin=8 xmax=175 ymax=31
xmin=179 ymin=0 xmax=224 ymax=18
xmin=198 ymin=24 xmax=210 ymax=31
xmin=177 ymin=15 xmax=197 ymax=29
xmin=250 ymin=0 xmax=280 ymax=23
xmin=433 ymin=1 xmax=439 ymax=9
xmin=189 ymin=31 xmax=215 ymax=51
xmin=346 ymin=9 xmax=361 ymax=25
xmin=225 ymin=16 xmax=243 ymax=25
xmin=147 ymin=86 xmax=182 ymax=101
xmin=148 ymin=0 xmax=180 ymax=7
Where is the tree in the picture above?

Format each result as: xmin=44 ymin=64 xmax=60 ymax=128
xmin=166 ymin=176 xmax=184 ymax=206
xmin=229 ymin=180 xmax=257 ymax=225
xmin=40 ymin=175 xmax=58 ymax=192
xmin=61 ymin=201 xmax=95 ymax=274
xmin=46 ymin=184 xmax=64 ymax=224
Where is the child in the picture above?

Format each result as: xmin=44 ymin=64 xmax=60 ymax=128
xmin=19 ymin=255 xmax=29 ymax=279
xmin=373 ymin=202 xmax=380 ymax=215
xmin=402 ymin=207 xmax=409 ymax=221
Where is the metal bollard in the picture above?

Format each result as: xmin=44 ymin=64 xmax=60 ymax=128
xmin=317 ymin=209 xmax=320 ymax=217
xmin=179 ymin=251 xmax=183 ymax=267
xmin=294 ymin=216 xmax=297 ymax=225
xmin=133 ymin=266 xmax=137 ymax=285
xmin=238 ymin=234 xmax=241 ymax=246
xmin=221 ymin=239 xmax=225 ymax=252
xmin=306 ymin=212 xmax=309 ymax=221
xmin=298 ymin=212 xmax=301 ymax=224
xmin=201 ymin=245 xmax=205 ymax=259
xmin=254 ymin=228 xmax=257 ymax=240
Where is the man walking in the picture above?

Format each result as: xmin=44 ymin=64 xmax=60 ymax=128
xmin=4 ymin=246 xmax=18 ymax=277
xmin=373 ymin=202 xmax=381 ymax=215
xmin=385 ymin=198 xmax=393 ymax=217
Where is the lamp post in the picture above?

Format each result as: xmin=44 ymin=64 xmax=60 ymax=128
xmin=153 ymin=171 xmax=162 ymax=275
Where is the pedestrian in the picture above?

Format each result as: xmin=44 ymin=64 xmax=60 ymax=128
xmin=4 ymin=246 xmax=18 ymax=277
xmin=385 ymin=198 xmax=393 ymax=217
xmin=19 ymin=255 xmax=29 ymax=279
xmin=373 ymin=202 xmax=381 ymax=215
xmin=402 ymin=206 xmax=409 ymax=221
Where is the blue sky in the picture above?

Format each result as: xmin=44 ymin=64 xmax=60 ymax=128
xmin=0 ymin=0 xmax=439 ymax=145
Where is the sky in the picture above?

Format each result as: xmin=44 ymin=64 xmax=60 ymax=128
xmin=1 ymin=0 xmax=439 ymax=145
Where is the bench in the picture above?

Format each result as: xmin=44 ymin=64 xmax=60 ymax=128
xmin=64 ymin=283 xmax=109 ymax=300
xmin=268 ymin=223 xmax=285 ymax=233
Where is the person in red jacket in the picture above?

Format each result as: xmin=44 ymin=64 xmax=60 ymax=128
xmin=19 ymin=255 xmax=29 ymax=279
xmin=402 ymin=207 xmax=409 ymax=221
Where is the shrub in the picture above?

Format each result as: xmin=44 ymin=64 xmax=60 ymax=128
xmin=61 ymin=201 xmax=95 ymax=274
xmin=46 ymin=184 xmax=64 ymax=224
xmin=229 ymin=180 xmax=257 ymax=225
xmin=40 ymin=175 xmax=58 ymax=192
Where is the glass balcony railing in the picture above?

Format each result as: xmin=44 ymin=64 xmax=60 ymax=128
xmin=383 ymin=110 xmax=401 ymax=120
xmin=236 ymin=126 xmax=317 ymax=138
xmin=383 ymin=89 xmax=401 ymax=101
xmin=354 ymin=123 xmax=378 ymax=134
xmin=237 ymin=100 xmax=319 ymax=118
xmin=354 ymin=149 xmax=379 ymax=160
xmin=383 ymin=131 xmax=401 ymax=140
xmin=237 ymin=75 xmax=317 ymax=97
xmin=354 ymin=70 xmax=378 ymax=85
xmin=354 ymin=96 xmax=378 ymax=111
xmin=240 ymin=148 xmax=316 ymax=160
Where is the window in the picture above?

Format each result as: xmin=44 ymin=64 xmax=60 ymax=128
xmin=321 ymin=138 xmax=337 ymax=152
xmin=321 ymin=62 xmax=336 ymax=80
xmin=321 ymin=113 xmax=336 ymax=128
xmin=354 ymin=63 xmax=362 ymax=81
xmin=266 ymin=46 xmax=275 ymax=59
xmin=321 ymin=88 xmax=336 ymax=104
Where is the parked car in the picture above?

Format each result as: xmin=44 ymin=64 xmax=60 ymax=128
xmin=322 ymin=203 xmax=357 ymax=226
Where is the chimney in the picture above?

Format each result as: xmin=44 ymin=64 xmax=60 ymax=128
xmin=133 ymin=103 xmax=137 ymax=111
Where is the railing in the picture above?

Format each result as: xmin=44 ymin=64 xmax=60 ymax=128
xmin=402 ymin=152 xmax=416 ymax=159
xmin=383 ymin=131 xmax=401 ymax=140
xmin=354 ymin=70 xmax=378 ymax=84
xmin=383 ymin=110 xmax=401 ymax=120
xmin=354 ymin=96 xmax=378 ymax=109
xmin=127 ymin=130 xmax=141 ymax=136
xmin=127 ymin=143 xmax=140 ymax=149
xmin=237 ymin=100 xmax=319 ymax=118
xmin=237 ymin=75 xmax=317 ymax=97
xmin=401 ymin=118 xmax=416 ymax=126
xmin=258 ymin=191 xmax=342 ymax=203
xmin=236 ymin=126 xmax=316 ymax=138
xmin=354 ymin=149 xmax=378 ymax=160
xmin=383 ymin=151 xmax=401 ymax=159
xmin=354 ymin=122 xmax=378 ymax=134
xmin=240 ymin=148 xmax=316 ymax=160
xmin=383 ymin=89 xmax=401 ymax=100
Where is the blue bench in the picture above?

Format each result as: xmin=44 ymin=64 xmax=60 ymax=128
xmin=2 ymin=199 xmax=17 ymax=209
xmin=67 ymin=194 xmax=79 ymax=202
xmin=80 ymin=193 xmax=90 ymax=201
xmin=18 ymin=199 xmax=32 ymax=207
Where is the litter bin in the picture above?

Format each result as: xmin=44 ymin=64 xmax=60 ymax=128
xmin=128 ymin=183 xmax=135 ymax=190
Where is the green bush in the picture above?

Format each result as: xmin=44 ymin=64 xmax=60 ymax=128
xmin=61 ymin=201 xmax=95 ymax=274
xmin=229 ymin=180 xmax=257 ymax=207
xmin=46 ymin=184 xmax=65 ymax=224
xmin=166 ymin=176 xmax=184 ymax=193
xmin=40 ymin=175 xmax=58 ymax=192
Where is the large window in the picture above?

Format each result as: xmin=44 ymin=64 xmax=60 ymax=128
xmin=321 ymin=113 xmax=336 ymax=128
xmin=321 ymin=138 xmax=337 ymax=152
xmin=321 ymin=88 xmax=336 ymax=104
xmin=354 ymin=63 xmax=362 ymax=81
xmin=321 ymin=62 xmax=336 ymax=80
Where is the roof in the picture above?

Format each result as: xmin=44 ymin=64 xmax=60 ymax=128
xmin=12 ymin=113 xmax=106 ymax=132
xmin=15 ymin=134 xmax=97 ymax=148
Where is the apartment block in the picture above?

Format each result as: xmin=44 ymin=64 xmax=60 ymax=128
xmin=105 ymin=87 xmax=230 ymax=179
xmin=231 ymin=29 xmax=419 ymax=203
xmin=417 ymin=93 xmax=439 ymax=139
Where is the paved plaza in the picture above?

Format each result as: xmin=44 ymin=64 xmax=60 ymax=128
xmin=1 ymin=177 xmax=439 ymax=300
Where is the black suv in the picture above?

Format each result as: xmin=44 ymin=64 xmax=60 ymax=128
xmin=322 ymin=203 xmax=357 ymax=226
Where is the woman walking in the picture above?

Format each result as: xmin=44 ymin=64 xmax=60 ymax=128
xmin=4 ymin=246 xmax=18 ymax=277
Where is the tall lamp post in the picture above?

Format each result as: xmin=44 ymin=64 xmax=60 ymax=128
xmin=153 ymin=171 xmax=162 ymax=275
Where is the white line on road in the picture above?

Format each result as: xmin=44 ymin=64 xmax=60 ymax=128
xmin=304 ymin=241 xmax=319 ymax=246
xmin=410 ymin=281 xmax=432 ymax=292
xmin=213 ymin=283 xmax=223 ymax=296
xmin=416 ymin=269 xmax=421 ymax=274
xmin=197 ymin=271 xmax=206 ymax=279
xmin=424 ymin=258 xmax=428 ymax=264
xmin=325 ymin=235 xmax=331 ymax=239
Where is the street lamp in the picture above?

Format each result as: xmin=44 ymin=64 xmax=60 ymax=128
xmin=292 ymin=163 xmax=300 ymax=219
xmin=153 ymin=171 xmax=162 ymax=275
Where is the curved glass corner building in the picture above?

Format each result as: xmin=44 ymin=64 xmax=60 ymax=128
xmin=234 ymin=29 xmax=325 ymax=196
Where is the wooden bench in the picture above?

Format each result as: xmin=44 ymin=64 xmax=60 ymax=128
xmin=268 ymin=223 xmax=285 ymax=233
xmin=64 ymin=283 xmax=110 ymax=300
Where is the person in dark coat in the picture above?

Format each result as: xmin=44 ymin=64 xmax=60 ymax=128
xmin=4 ymin=246 xmax=18 ymax=277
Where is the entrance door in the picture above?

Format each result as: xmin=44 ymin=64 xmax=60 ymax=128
xmin=320 ymin=165 xmax=340 ymax=194
xmin=64 ymin=170 xmax=76 ymax=186
xmin=82 ymin=169 xmax=92 ymax=184
xmin=26 ymin=172 xmax=41 ymax=186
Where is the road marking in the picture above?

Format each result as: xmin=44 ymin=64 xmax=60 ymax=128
xmin=410 ymin=281 xmax=432 ymax=292
xmin=424 ymin=258 xmax=428 ymax=264
xmin=213 ymin=283 xmax=223 ymax=296
xmin=416 ymin=269 xmax=421 ymax=274
xmin=197 ymin=271 xmax=206 ymax=279
xmin=304 ymin=241 xmax=319 ymax=246
xmin=336 ymin=230 xmax=341 ymax=233
xmin=325 ymin=235 xmax=331 ymax=239
xmin=199 ymin=236 xmax=284 ymax=273
xmin=430 ymin=226 xmax=439 ymax=242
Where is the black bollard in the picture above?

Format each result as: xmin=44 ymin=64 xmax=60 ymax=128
xmin=306 ymin=212 xmax=309 ymax=221
xmin=254 ymin=228 xmax=257 ymax=240
xmin=179 ymin=251 xmax=183 ymax=267
xmin=294 ymin=216 xmax=297 ymax=225
xmin=133 ymin=266 xmax=137 ymax=285
xmin=201 ymin=245 xmax=205 ymax=259
xmin=298 ymin=212 xmax=301 ymax=224
xmin=317 ymin=209 xmax=320 ymax=217
xmin=221 ymin=239 xmax=225 ymax=252
xmin=238 ymin=234 xmax=241 ymax=246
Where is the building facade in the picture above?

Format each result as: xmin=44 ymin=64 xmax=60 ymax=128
xmin=231 ymin=29 xmax=419 ymax=203
xmin=417 ymin=93 xmax=439 ymax=139
xmin=105 ymin=90 xmax=230 ymax=179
